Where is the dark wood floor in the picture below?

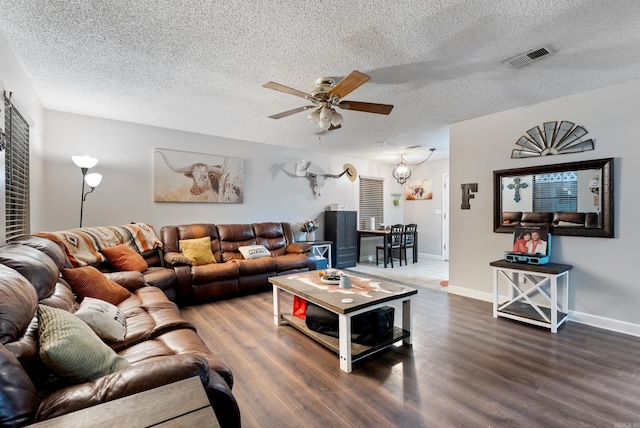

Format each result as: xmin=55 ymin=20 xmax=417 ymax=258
xmin=181 ymin=282 xmax=640 ymax=428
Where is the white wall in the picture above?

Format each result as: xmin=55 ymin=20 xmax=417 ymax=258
xmin=449 ymin=78 xmax=639 ymax=336
xmin=40 ymin=110 xmax=398 ymax=245
xmin=402 ymin=158 xmax=449 ymax=257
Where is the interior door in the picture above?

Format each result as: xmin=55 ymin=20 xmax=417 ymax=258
xmin=442 ymin=174 xmax=450 ymax=261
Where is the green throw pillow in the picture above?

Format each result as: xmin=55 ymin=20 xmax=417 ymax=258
xmin=37 ymin=305 xmax=131 ymax=384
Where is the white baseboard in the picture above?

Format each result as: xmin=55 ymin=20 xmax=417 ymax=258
xmin=447 ymin=286 xmax=640 ymax=338
xmin=447 ymin=285 xmax=494 ymax=302
xmin=364 ymin=252 xmax=443 ymax=262
xmin=569 ymin=310 xmax=640 ymax=338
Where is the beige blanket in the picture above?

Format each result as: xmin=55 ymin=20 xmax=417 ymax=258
xmin=37 ymin=223 xmax=163 ymax=267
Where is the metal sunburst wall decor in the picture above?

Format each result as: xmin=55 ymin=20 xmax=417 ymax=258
xmin=511 ymin=121 xmax=595 ymax=159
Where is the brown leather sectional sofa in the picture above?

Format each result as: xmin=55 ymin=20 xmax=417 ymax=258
xmin=0 ymin=221 xmax=316 ymax=427
xmin=502 ymin=211 xmax=599 ymax=228
xmin=0 ymin=232 xmax=240 ymax=427
xmin=161 ymin=222 xmax=315 ymax=305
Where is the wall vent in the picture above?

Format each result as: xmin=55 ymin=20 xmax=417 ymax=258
xmin=506 ymin=46 xmax=552 ymax=68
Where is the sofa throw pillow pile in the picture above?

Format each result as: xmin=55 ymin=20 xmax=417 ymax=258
xmin=101 ymin=244 xmax=148 ymax=272
xmin=62 ymin=266 xmax=131 ymax=305
xmin=74 ymin=297 xmax=126 ymax=342
xmin=37 ymin=305 xmax=131 ymax=384
xmin=238 ymin=245 xmax=271 ymax=260
xmin=179 ymin=237 xmax=216 ymax=266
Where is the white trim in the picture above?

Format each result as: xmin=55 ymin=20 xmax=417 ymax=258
xmin=447 ymin=285 xmax=493 ymax=302
xmin=569 ymin=310 xmax=640 ymax=338
xmin=449 ymin=287 xmax=640 ymax=338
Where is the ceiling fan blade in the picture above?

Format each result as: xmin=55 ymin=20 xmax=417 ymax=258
xmin=268 ymin=105 xmax=315 ymax=119
xmin=337 ymin=100 xmax=393 ymax=115
xmin=262 ymin=81 xmax=311 ymax=99
xmin=328 ymin=71 xmax=370 ymax=99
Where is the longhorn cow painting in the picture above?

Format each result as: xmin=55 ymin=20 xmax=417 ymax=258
xmin=404 ymin=178 xmax=433 ymax=200
xmin=154 ymin=149 xmax=244 ymax=203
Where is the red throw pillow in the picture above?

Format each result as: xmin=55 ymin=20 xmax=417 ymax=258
xmin=62 ymin=266 xmax=131 ymax=305
xmin=101 ymin=244 xmax=148 ymax=272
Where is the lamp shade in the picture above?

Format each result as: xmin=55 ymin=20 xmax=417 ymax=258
xmin=331 ymin=110 xmax=343 ymax=126
xmin=84 ymin=173 xmax=102 ymax=188
xmin=72 ymin=155 xmax=99 ymax=169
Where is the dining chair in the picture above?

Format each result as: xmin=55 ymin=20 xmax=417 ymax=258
xmin=376 ymin=224 xmax=404 ymax=267
xmin=402 ymin=223 xmax=418 ymax=264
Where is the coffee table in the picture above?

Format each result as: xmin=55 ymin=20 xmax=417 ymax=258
xmin=269 ymin=271 xmax=417 ymax=373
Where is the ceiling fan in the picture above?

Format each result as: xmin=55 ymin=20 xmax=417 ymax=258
xmin=262 ymin=70 xmax=393 ymax=132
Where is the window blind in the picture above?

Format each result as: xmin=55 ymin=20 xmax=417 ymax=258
xmin=359 ymin=176 xmax=384 ymax=229
xmin=4 ymin=95 xmax=30 ymax=242
xmin=532 ymin=172 xmax=577 ymax=212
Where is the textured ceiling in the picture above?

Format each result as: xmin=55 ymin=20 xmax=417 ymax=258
xmin=2 ymin=0 xmax=640 ymax=163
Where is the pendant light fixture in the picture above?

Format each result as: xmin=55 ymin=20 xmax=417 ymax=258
xmin=392 ymin=148 xmax=436 ymax=185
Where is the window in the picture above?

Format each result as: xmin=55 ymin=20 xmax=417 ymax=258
xmin=358 ymin=176 xmax=384 ymax=229
xmin=2 ymin=94 xmax=30 ymax=242
xmin=532 ymin=172 xmax=577 ymax=212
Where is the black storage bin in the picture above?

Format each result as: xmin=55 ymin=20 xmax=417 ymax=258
xmin=305 ymin=303 xmax=395 ymax=345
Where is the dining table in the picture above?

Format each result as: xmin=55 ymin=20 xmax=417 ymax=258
xmin=357 ymin=228 xmax=419 ymax=267
xmin=357 ymin=229 xmax=391 ymax=268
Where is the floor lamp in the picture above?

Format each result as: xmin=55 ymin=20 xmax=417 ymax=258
xmin=72 ymin=155 xmax=102 ymax=228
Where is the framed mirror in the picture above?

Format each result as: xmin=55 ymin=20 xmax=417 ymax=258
xmin=493 ymin=158 xmax=614 ymax=237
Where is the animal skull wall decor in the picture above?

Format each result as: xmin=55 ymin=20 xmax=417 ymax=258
xmin=293 ymin=160 xmax=357 ymax=198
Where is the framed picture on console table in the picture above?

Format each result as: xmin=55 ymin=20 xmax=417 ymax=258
xmin=154 ymin=148 xmax=244 ymax=203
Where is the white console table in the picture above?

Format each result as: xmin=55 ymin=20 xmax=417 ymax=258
xmin=490 ymin=260 xmax=572 ymax=333
xmin=308 ymin=241 xmax=332 ymax=268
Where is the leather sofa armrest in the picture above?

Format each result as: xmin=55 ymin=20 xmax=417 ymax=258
xmin=286 ymin=243 xmax=311 ymax=254
xmin=35 ymin=354 xmax=209 ymax=421
xmin=164 ymin=251 xmax=192 ymax=266
xmin=204 ymin=369 xmax=241 ymax=428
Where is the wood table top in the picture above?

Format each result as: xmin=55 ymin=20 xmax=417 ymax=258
xmin=269 ymin=271 xmax=417 ymax=314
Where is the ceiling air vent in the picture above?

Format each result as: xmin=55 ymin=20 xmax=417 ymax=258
xmin=506 ymin=46 xmax=552 ymax=68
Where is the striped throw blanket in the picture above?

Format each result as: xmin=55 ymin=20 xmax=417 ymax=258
xmin=37 ymin=223 xmax=163 ymax=267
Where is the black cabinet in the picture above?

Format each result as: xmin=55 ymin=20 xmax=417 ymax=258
xmin=324 ymin=211 xmax=357 ymax=268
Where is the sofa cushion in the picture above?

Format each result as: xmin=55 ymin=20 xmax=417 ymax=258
xmin=217 ymin=224 xmax=256 ymax=261
xmin=104 ymin=271 xmax=146 ymax=291
xmin=75 ymin=297 xmax=126 ymax=342
xmin=0 ymin=264 xmax=38 ymax=344
xmin=9 ymin=235 xmax=67 ymax=270
xmin=112 ymin=287 xmax=195 ymax=351
xmin=179 ymin=237 xmax=216 ymax=266
xmin=0 ymin=343 xmax=39 ymax=427
xmin=101 ymin=244 xmax=148 ymax=272
xmin=238 ymin=245 xmax=271 ymax=259
xmin=62 ymin=266 xmax=132 ymax=305
xmin=273 ymin=253 xmax=312 ymax=273
xmin=37 ymin=305 xmax=131 ymax=384
xmin=0 ymin=244 xmax=60 ymax=300
xmin=233 ymin=257 xmax=277 ymax=276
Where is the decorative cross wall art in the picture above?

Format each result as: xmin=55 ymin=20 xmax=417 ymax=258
xmin=506 ymin=177 xmax=528 ymax=202
xmin=511 ymin=121 xmax=595 ymax=159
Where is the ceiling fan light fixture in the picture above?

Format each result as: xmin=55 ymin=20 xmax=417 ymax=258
xmin=307 ymin=109 xmax=320 ymax=124
xmin=331 ymin=110 xmax=343 ymax=126
xmin=318 ymin=105 xmax=333 ymax=130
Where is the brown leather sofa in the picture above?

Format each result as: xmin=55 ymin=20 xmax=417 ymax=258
xmin=161 ymin=222 xmax=316 ymax=305
xmin=0 ymin=235 xmax=240 ymax=427
xmin=35 ymin=223 xmax=177 ymax=301
xmin=502 ymin=211 xmax=599 ymax=228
